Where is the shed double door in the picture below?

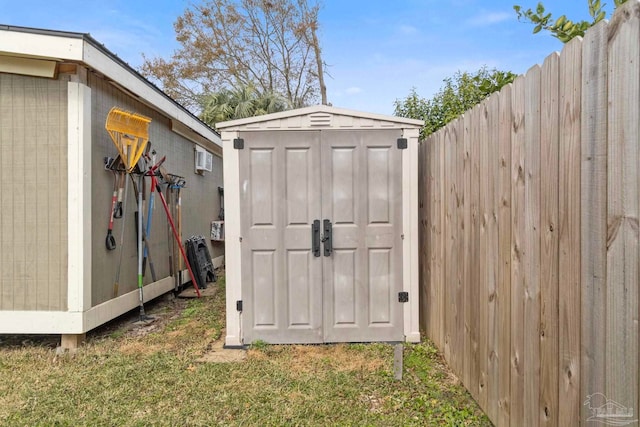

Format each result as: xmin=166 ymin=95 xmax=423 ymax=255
xmin=239 ymin=129 xmax=403 ymax=344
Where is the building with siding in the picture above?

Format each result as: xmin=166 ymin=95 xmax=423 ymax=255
xmin=0 ymin=25 xmax=223 ymax=347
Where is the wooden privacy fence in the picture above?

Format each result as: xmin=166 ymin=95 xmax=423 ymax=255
xmin=419 ymin=2 xmax=640 ymax=426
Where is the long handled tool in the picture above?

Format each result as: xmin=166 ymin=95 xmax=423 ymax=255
xmin=136 ymin=173 xmax=149 ymax=320
xmin=112 ymin=170 xmax=129 ymax=297
xmin=143 ymin=150 xmax=156 ymax=277
xmin=105 ymin=107 xmax=151 ymax=299
xmin=129 ymin=174 xmax=157 ymax=282
xmin=148 ymin=158 xmax=201 ymax=298
xmin=104 ymin=157 xmax=120 ymax=250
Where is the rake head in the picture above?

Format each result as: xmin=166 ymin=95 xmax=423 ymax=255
xmin=105 ymin=107 xmax=152 ymax=172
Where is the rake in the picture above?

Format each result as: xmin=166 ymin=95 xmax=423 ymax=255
xmin=105 ymin=107 xmax=152 ymax=318
xmin=105 ymin=107 xmax=151 ymax=173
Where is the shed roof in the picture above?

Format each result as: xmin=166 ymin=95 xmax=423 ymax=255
xmin=216 ymin=105 xmax=424 ymax=132
xmin=0 ymin=24 xmax=221 ymax=152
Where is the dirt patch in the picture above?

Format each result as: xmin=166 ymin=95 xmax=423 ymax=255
xmin=248 ymin=344 xmax=386 ymax=374
xmin=196 ymin=339 xmax=246 ymax=363
xmin=91 ymin=292 xmax=189 ymax=339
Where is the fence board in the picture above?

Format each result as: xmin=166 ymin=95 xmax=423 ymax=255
xmin=419 ymin=138 xmax=429 ymax=337
xmin=497 ymin=84 xmax=512 ymax=427
xmin=539 ymin=51 xmax=560 ymax=427
xmin=452 ymin=118 xmax=465 ymax=377
xmin=606 ymin=2 xmax=640 ymax=419
xmin=444 ymin=126 xmax=455 ymax=365
xmin=558 ymin=36 xmax=582 ymax=427
xmin=510 ymin=74 xmax=526 ymax=425
xmin=427 ymin=133 xmax=437 ymax=344
xmin=469 ymin=106 xmax=481 ymax=402
xmin=580 ymin=20 xmax=608 ymax=424
xmin=462 ymin=111 xmax=472 ymax=389
xmin=523 ymin=64 xmax=542 ymax=427
xmin=478 ymin=100 xmax=489 ymax=409
xmin=484 ymin=93 xmax=500 ymax=423
xmin=435 ymin=130 xmax=445 ymax=349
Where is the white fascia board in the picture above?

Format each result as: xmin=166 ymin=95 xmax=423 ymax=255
xmin=81 ymin=42 xmax=221 ymax=148
xmin=0 ymin=30 xmax=83 ymax=60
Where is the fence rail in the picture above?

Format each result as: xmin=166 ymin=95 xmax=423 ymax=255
xmin=419 ymin=2 xmax=640 ymax=425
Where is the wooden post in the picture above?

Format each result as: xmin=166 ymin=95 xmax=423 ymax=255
xmin=60 ymin=333 xmax=85 ymax=351
xmin=394 ymin=343 xmax=403 ymax=381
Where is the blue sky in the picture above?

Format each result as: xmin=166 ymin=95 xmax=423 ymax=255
xmin=0 ymin=0 xmax=614 ymax=115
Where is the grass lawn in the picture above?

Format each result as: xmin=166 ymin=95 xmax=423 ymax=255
xmin=0 ymin=275 xmax=490 ymax=426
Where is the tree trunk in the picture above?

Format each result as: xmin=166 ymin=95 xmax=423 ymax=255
xmin=311 ymin=26 xmax=327 ymax=105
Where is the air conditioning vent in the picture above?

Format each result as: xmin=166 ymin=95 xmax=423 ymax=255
xmin=195 ymin=146 xmax=213 ymax=172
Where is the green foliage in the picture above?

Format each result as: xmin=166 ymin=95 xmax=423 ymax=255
xmin=394 ymin=67 xmax=516 ymax=139
xmin=514 ymin=0 xmax=628 ymax=43
xmin=200 ymin=83 xmax=290 ymax=127
xmin=250 ymin=339 xmax=269 ymax=351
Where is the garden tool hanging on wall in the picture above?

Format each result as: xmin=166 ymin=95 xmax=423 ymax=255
xmin=105 ymin=107 xmax=151 ymax=303
xmin=103 ymin=156 xmax=124 ymax=251
xmin=148 ymin=158 xmax=201 ymax=298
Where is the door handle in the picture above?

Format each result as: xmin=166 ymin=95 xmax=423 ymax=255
xmin=323 ymin=219 xmax=332 ymax=257
xmin=312 ymin=220 xmax=321 ymax=257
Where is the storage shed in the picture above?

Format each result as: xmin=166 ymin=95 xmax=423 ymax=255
xmin=217 ymin=106 xmax=423 ymax=346
xmin=0 ymin=25 xmax=223 ymax=347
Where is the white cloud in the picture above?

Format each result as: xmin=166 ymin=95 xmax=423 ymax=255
xmin=399 ymin=25 xmax=418 ymax=35
xmin=466 ymin=11 xmax=511 ymax=27
xmin=345 ymin=87 xmax=363 ymax=95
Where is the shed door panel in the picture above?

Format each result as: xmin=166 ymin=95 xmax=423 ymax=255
xmin=321 ymin=130 xmax=404 ymax=342
xmin=240 ymin=131 xmax=323 ymax=344
xmin=239 ymin=129 xmax=403 ymax=344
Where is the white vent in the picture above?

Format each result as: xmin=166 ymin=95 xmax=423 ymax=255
xmin=309 ymin=112 xmax=332 ymax=127
xmin=195 ymin=146 xmax=213 ymax=172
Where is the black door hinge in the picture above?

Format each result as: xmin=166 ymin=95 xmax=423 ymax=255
xmin=398 ymin=292 xmax=409 ymax=303
xmin=397 ymin=138 xmax=407 ymax=149
xmin=236 ymin=300 xmax=243 ymax=311
xmin=234 ymin=138 xmax=244 ymax=149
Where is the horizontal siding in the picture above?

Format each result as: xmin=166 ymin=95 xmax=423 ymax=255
xmin=0 ymin=73 xmax=68 ymax=311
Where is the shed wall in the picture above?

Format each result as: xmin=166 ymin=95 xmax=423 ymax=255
xmin=0 ymin=73 xmax=68 ymax=311
xmin=89 ymin=73 xmax=223 ymax=306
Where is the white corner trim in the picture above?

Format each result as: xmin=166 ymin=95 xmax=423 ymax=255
xmin=403 ymin=128 xmax=421 ymax=343
xmin=222 ymin=130 xmax=243 ymax=346
xmin=67 ymin=82 xmax=92 ymax=313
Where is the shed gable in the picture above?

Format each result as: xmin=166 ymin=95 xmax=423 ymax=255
xmin=216 ymin=105 xmax=423 ymax=132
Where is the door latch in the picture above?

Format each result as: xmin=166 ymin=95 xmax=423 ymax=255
xmin=323 ymin=219 xmax=333 ymax=257
xmin=312 ymin=220 xmax=321 ymax=257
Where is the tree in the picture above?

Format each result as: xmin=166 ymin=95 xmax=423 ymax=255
xmin=514 ymin=0 xmax=628 ymax=43
xmin=394 ymin=67 xmax=516 ymax=140
xmin=140 ymin=0 xmax=326 ymax=111
xmin=200 ymin=83 xmax=289 ymax=127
